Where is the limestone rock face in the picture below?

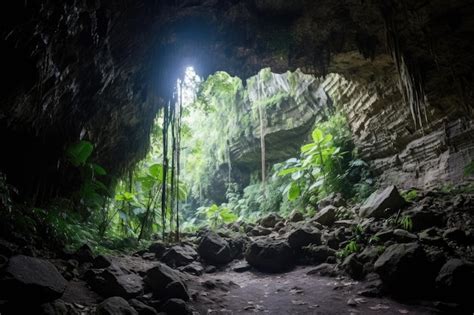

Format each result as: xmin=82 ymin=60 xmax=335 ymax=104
xmin=2 ymin=1 xmax=474 ymax=203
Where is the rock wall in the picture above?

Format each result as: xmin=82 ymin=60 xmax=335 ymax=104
xmin=229 ymin=69 xmax=332 ymax=169
xmin=323 ymin=53 xmax=474 ymax=189
xmin=1 ymin=0 xmax=473 ymax=202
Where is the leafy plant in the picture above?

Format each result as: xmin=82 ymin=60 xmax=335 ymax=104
xmin=337 ymin=240 xmax=360 ymax=258
xmin=401 ymin=189 xmax=419 ymax=202
xmin=196 ymin=204 xmax=238 ymax=229
xmin=398 ymin=215 xmax=413 ymax=231
xmin=66 ymin=140 xmax=110 ymax=211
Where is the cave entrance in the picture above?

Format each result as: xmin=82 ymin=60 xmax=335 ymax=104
xmin=131 ymin=67 xmax=373 ymax=237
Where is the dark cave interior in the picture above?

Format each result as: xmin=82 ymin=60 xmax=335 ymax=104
xmin=0 ymin=1 xmax=474 ymax=314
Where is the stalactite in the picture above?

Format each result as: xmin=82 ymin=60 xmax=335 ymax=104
xmin=381 ymin=0 xmax=428 ymax=130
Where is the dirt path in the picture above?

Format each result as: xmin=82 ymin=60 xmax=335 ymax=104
xmin=192 ymin=263 xmax=439 ymax=315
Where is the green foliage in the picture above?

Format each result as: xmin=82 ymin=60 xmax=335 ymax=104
xmin=337 ymin=240 xmax=360 ymax=258
xmin=196 ymin=204 xmax=238 ymax=230
xmin=273 ymin=114 xmax=375 ymax=212
xmin=398 ymin=215 xmax=413 ymax=231
xmin=401 ymin=189 xmax=419 ymax=202
xmin=67 ymin=141 xmax=94 ymax=167
xmin=464 ymin=160 xmax=474 ymax=176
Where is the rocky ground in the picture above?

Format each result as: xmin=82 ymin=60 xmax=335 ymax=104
xmin=0 ymin=186 xmax=473 ymax=314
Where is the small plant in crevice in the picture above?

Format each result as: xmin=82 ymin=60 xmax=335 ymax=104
xmin=337 ymin=240 xmax=360 ymax=259
xmin=398 ymin=215 xmax=413 ymax=231
xmin=401 ymin=189 xmax=419 ymax=203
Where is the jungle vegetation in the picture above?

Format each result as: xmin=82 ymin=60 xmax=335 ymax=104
xmin=0 ymin=68 xmax=379 ymax=253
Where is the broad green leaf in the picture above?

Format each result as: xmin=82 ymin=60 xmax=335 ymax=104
xmin=288 ymin=182 xmax=301 ymax=201
xmin=311 ymin=129 xmax=323 ymax=143
xmin=92 ymin=163 xmax=107 ymax=176
xmin=149 ymin=163 xmax=164 ymax=181
xmin=67 ymin=141 xmax=93 ymax=166
xmin=278 ymin=167 xmax=302 ymax=176
xmin=301 ymin=143 xmax=316 ymax=153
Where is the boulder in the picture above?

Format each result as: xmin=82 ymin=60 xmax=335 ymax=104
xmin=85 ymin=266 xmax=143 ymax=299
xmin=312 ymin=205 xmax=337 ymax=226
xmin=197 ymin=232 xmax=233 ymax=265
xmin=0 ymin=255 xmax=67 ymax=304
xmin=392 ymin=229 xmax=418 ymax=243
xmin=436 ymin=259 xmax=474 ymax=304
xmin=245 ymin=239 xmax=294 ymax=273
xmin=228 ymin=236 xmax=249 ymax=259
xmin=317 ymin=192 xmax=345 ymax=209
xmin=128 ymin=299 xmax=158 ymax=315
xmin=249 ymin=226 xmax=273 ymax=236
xmin=301 ymin=245 xmax=336 ymax=264
xmin=93 ymin=255 xmax=112 ymax=269
xmin=342 ymin=253 xmax=364 ymax=280
xmin=359 ymin=186 xmax=405 ymax=218
xmin=403 ymin=207 xmax=444 ymax=232
xmin=374 ymin=243 xmax=433 ymax=296
xmin=144 ymin=263 xmax=189 ymax=300
xmin=259 ymin=213 xmax=282 ymax=228
xmin=148 ymin=242 xmax=167 ymax=258
xmin=161 ymin=245 xmax=198 ymax=267
xmin=287 ymin=224 xmax=321 ymax=249
xmin=160 ymin=298 xmax=192 ymax=315
xmin=40 ymin=299 xmax=69 ymax=315
xmin=443 ymin=228 xmax=467 ymax=243
xmin=96 ymin=296 xmax=138 ymax=315
xmin=178 ymin=261 xmax=204 ymax=276
xmin=288 ymin=210 xmax=304 ymax=223
xmin=74 ymin=244 xmax=95 ymax=264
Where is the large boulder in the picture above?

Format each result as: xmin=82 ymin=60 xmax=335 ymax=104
xmin=404 ymin=207 xmax=444 ymax=232
xmin=197 ymin=233 xmax=233 ymax=265
xmin=73 ymin=244 xmax=95 ymax=264
xmin=359 ymin=186 xmax=405 ymax=218
xmin=144 ymin=263 xmax=189 ymax=301
xmin=245 ymin=239 xmax=294 ymax=273
xmin=436 ymin=259 xmax=474 ymax=304
xmin=96 ymin=296 xmax=138 ymax=315
xmin=287 ymin=224 xmax=321 ymax=249
xmin=148 ymin=242 xmax=167 ymax=258
xmin=312 ymin=205 xmax=337 ymax=226
xmin=259 ymin=213 xmax=282 ymax=228
xmin=85 ymin=265 xmax=143 ymax=299
xmin=0 ymin=255 xmax=67 ymax=304
xmin=374 ymin=243 xmax=433 ymax=297
xmin=161 ymin=245 xmax=198 ymax=267
xmin=287 ymin=210 xmax=304 ymax=223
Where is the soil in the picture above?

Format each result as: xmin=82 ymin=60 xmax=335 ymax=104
xmin=191 ymin=262 xmax=439 ymax=315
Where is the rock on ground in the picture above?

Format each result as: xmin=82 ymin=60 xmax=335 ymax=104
xmin=287 ymin=224 xmax=321 ymax=249
xmin=197 ymin=232 xmax=233 ymax=265
xmin=160 ymin=244 xmax=198 ymax=267
xmin=0 ymin=255 xmax=67 ymax=304
xmin=245 ymin=238 xmax=294 ymax=273
xmin=96 ymin=296 xmax=138 ymax=315
xmin=436 ymin=258 xmax=474 ymax=305
xmin=374 ymin=242 xmax=433 ymax=297
xmin=359 ymin=186 xmax=405 ymax=218
xmin=144 ymin=262 xmax=189 ymax=300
